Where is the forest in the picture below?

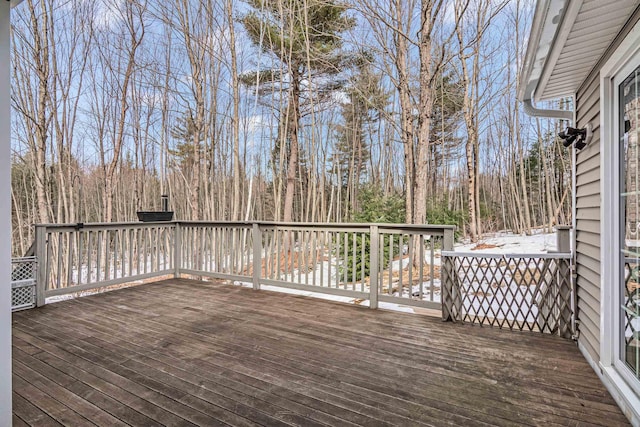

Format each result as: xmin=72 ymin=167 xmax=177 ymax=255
xmin=9 ymin=0 xmax=572 ymax=256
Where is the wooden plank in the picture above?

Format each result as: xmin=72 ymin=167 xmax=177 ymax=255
xmin=12 ymin=414 xmax=30 ymax=427
xmin=13 ymin=374 xmax=95 ymax=426
xmin=13 ymin=356 xmax=128 ymax=426
xmin=12 ymin=393 xmax=62 ymax=427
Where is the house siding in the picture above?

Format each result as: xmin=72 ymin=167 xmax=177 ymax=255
xmin=574 ymin=5 xmax=640 ymax=364
xmin=575 ymin=69 xmax=601 ymax=362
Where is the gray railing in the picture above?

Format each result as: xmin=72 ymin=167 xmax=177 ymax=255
xmin=32 ymin=221 xmax=454 ymax=310
xmin=441 ymin=228 xmax=574 ymax=338
xmin=34 ymin=222 xmax=176 ymax=305
xmin=28 ymin=220 xmax=575 ymax=337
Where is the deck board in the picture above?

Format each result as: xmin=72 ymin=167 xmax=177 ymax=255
xmin=12 ymin=278 xmax=630 ymax=426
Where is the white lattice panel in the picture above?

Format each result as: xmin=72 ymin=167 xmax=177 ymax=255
xmin=11 ymin=257 xmax=36 ymax=311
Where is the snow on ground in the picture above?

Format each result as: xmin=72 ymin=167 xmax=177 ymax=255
xmin=455 ymin=230 xmax=559 ymax=254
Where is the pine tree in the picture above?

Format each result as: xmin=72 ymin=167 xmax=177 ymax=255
xmin=332 ymin=52 xmax=388 ymax=217
xmin=170 ymin=113 xmax=206 ymax=170
xmin=241 ymin=0 xmax=355 ymax=222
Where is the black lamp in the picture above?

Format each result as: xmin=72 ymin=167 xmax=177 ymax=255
xmin=558 ymin=124 xmax=592 ymax=151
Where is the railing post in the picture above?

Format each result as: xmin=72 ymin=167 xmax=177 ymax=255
xmin=555 ymin=226 xmax=573 ymax=337
xmin=441 ymin=228 xmax=455 ymax=321
xmin=443 ymin=228 xmax=454 ymax=252
xmin=556 ymin=225 xmax=571 ymax=253
xmin=35 ymin=225 xmax=47 ymax=307
xmin=252 ymin=223 xmax=262 ymax=291
xmin=441 ymin=255 xmax=451 ymax=321
xmin=369 ymin=225 xmax=379 ymax=309
xmin=174 ymin=222 xmax=181 ymax=278
xmin=558 ymin=257 xmax=573 ymax=338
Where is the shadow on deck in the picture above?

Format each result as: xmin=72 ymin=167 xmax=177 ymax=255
xmin=11 ymin=278 xmax=629 ymax=426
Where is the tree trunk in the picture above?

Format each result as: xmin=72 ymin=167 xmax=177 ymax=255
xmin=282 ymin=70 xmax=301 ymax=224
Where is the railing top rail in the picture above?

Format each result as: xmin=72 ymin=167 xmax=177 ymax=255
xmin=12 ymin=256 xmax=37 ymax=263
xmin=442 ymin=251 xmax=572 ymax=259
xmin=34 ymin=220 xmax=457 ymax=232
xmin=178 ymin=220 xmax=456 ymax=230
xmin=34 ymin=221 xmax=178 ymax=232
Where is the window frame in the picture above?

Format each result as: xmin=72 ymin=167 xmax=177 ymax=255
xmin=600 ymin=19 xmax=640 ymax=397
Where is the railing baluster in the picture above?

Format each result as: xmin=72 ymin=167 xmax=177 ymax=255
xmin=399 ymin=234 xmax=405 ymax=297
xmin=360 ymin=233 xmax=365 ymax=292
xmin=388 ymin=234 xmax=393 ymax=295
xmin=154 ymin=227 xmax=159 ymax=272
xmin=298 ymin=231 xmax=303 ymax=283
xmin=418 ymin=235 xmax=424 ymax=301
xmin=122 ymin=228 xmax=127 ymax=278
xmin=327 ymin=231 xmax=333 ymax=287
xmin=318 ymin=231 xmax=324 ymax=287
xmin=408 ymin=234 xmax=413 ymax=299
xmin=377 ymin=233 xmax=382 ymax=294
xmin=56 ymin=232 xmax=63 ymax=290
xmin=206 ymin=226 xmax=211 ymax=272
xmin=369 ymin=225 xmax=379 ymax=309
xmin=429 ymin=236 xmax=434 ymax=301
xmin=351 ymin=233 xmax=356 ymax=289
xmin=68 ymin=231 xmax=75 ymax=286
xmin=44 ymin=232 xmax=52 ymax=297
xmin=144 ymin=227 xmax=149 ymax=275
xmin=199 ymin=225 xmax=205 ymax=272
xmin=342 ymin=232 xmax=347 ymax=288
xmin=311 ymin=231 xmax=317 ymax=287
xmin=213 ymin=226 xmax=218 ymax=274
xmin=86 ymin=231 xmax=92 ymax=285
xmin=127 ymin=228 xmax=133 ymax=277
xmin=302 ymin=230 xmax=307 ymax=286
xmin=77 ymin=231 xmax=83 ymax=285
xmin=252 ymin=224 xmax=261 ymax=290
xmin=35 ymin=226 xmax=47 ymax=306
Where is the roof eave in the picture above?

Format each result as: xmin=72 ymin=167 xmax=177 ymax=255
xmin=517 ymin=0 xmax=570 ymax=103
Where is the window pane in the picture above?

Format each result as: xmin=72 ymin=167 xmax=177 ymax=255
xmin=621 ymin=64 xmax=640 ymax=379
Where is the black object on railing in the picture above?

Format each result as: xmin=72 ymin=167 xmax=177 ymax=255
xmin=137 ymin=195 xmax=174 ymax=222
xmin=136 ymin=211 xmax=174 ymax=222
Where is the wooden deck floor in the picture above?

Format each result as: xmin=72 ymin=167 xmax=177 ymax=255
xmin=12 ymin=278 xmax=629 ymax=426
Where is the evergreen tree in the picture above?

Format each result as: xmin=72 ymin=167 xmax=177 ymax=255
xmin=170 ymin=112 xmax=207 ymax=170
xmin=241 ymin=0 xmax=355 ymax=222
xmin=429 ymin=71 xmax=464 ymax=201
xmin=332 ymin=52 xmax=389 ymax=216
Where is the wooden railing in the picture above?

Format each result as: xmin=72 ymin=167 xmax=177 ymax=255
xmin=30 ymin=220 xmax=575 ymax=337
xmin=33 ymin=221 xmax=454 ymax=311
xmin=34 ymin=222 xmax=176 ymax=306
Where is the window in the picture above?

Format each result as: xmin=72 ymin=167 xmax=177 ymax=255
xmin=620 ymin=64 xmax=640 ymax=380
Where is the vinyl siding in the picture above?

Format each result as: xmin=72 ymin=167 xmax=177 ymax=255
xmin=574 ymin=5 xmax=640 ymax=364
xmin=575 ymin=68 xmax=601 ymax=361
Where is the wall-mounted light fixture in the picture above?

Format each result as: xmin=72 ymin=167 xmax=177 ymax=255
xmin=558 ymin=124 xmax=592 ymax=150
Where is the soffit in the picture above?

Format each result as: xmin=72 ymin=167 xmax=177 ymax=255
xmin=536 ymin=0 xmax=640 ymax=101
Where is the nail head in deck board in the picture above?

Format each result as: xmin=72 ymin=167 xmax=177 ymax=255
xmin=12 ymin=278 xmax=631 ymax=426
